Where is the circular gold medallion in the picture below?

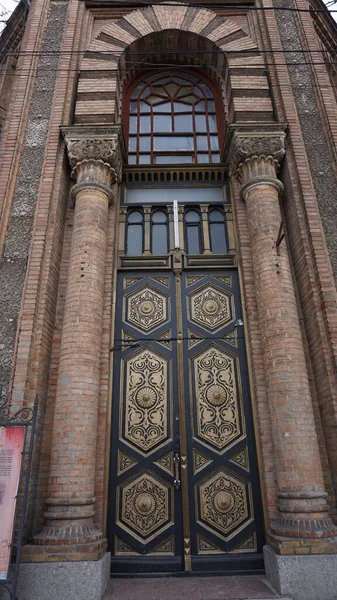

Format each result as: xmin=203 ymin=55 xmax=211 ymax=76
xmin=135 ymin=492 xmax=156 ymax=516
xmin=202 ymin=299 xmax=219 ymax=315
xmin=206 ymin=385 xmax=227 ymax=407
xmin=214 ymin=490 xmax=234 ymax=514
xmin=135 ymin=387 xmax=157 ymax=409
xmin=139 ymin=300 xmax=155 ymax=316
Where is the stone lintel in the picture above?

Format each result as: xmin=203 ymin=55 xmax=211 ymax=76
xmin=61 ymin=124 xmax=125 ymax=185
xmin=224 ymin=123 xmax=288 ymax=185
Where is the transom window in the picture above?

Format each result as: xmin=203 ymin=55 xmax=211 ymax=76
xmin=127 ymin=71 xmax=220 ymax=165
xmin=125 ymin=205 xmax=227 ymax=256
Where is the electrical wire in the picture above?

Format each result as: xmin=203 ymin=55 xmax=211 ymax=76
xmin=1 ymin=62 xmax=337 ymax=79
xmin=1 ymin=48 xmax=337 ymax=56
xmin=69 ymin=1 xmax=337 ymax=13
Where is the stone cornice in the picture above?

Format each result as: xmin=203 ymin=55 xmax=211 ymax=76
xmin=61 ymin=125 xmax=125 ymax=185
xmin=224 ymin=124 xmax=288 ymax=185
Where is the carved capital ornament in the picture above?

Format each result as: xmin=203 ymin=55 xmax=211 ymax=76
xmin=225 ymin=125 xmax=287 ymax=193
xmin=61 ymin=126 xmax=124 ymax=196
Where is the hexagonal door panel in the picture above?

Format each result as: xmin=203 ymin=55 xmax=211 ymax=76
xmin=189 ymin=285 xmax=233 ymax=332
xmin=117 ymin=473 xmax=172 ymax=543
xmin=125 ymin=286 xmax=168 ymax=333
xmin=192 ymin=345 xmax=243 ymax=451
xmin=198 ymin=470 xmax=252 ymax=539
xmin=121 ymin=348 xmax=170 ymax=453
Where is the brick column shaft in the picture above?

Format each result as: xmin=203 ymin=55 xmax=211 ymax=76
xmin=34 ymin=127 xmax=122 ymax=557
xmin=228 ymin=126 xmax=337 ymax=553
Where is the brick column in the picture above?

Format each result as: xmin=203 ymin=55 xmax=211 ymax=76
xmin=34 ymin=127 xmax=122 ymax=558
xmin=227 ymin=125 xmax=337 ymax=554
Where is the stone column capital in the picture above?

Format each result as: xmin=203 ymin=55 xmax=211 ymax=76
xmin=224 ymin=124 xmax=287 ymax=191
xmin=61 ymin=125 xmax=125 ymax=199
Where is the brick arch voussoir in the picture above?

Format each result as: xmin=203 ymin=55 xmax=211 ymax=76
xmin=76 ymin=4 xmax=272 ymax=126
xmin=87 ymin=4 xmax=259 ymax=58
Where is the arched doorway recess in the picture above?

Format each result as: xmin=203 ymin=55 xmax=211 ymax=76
xmin=107 ymin=65 xmax=265 ymax=574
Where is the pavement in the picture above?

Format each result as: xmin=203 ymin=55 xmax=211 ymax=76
xmin=103 ymin=575 xmax=292 ymax=600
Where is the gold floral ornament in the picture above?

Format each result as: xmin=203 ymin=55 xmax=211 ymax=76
xmin=190 ymin=286 xmax=232 ymax=331
xmin=119 ymin=474 xmax=170 ymax=541
xmin=126 ymin=286 xmax=168 ymax=333
xmin=123 ymin=349 xmax=168 ymax=452
xmin=199 ymin=471 xmax=251 ymax=537
xmin=193 ymin=346 xmax=241 ymax=450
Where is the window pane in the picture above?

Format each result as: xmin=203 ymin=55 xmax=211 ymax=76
xmin=154 ymin=102 xmax=172 ymax=112
xmin=147 ymin=94 xmax=161 ymax=104
xmin=128 ymin=155 xmax=136 ymax=165
xmin=197 ymin=153 xmax=209 ymax=163
xmin=195 ymin=100 xmax=206 ymax=111
xmin=165 ymin=83 xmax=179 ymax=96
xmin=177 ymin=94 xmax=196 ymax=104
xmin=140 ymin=86 xmax=150 ymax=98
xmin=175 ymin=114 xmax=193 ymax=132
xmin=131 ymin=85 xmax=141 ymax=99
xmin=196 ymin=136 xmax=208 ymax=151
xmin=209 ymin=209 xmax=224 ymax=222
xmin=208 ymin=114 xmax=217 ymax=133
xmin=152 ymin=210 xmax=167 ymax=223
xmin=193 ymin=86 xmax=203 ymax=98
xmin=211 ymin=153 xmax=220 ymax=163
xmin=139 ymin=101 xmax=150 ymax=112
xmin=199 ymin=83 xmax=212 ymax=98
xmin=187 ymin=226 xmax=201 ymax=254
xmin=210 ymin=135 xmax=219 ymax=151
xmin=154 ymin=136 xmax=194 ymax=151
xmin=128 ymin=210 xmax=143 ymax=223
xmin=127 ymin=224 xmax=143 ymax=255
xmin=140 ymin=116 xmax=151 ymax=133
xmin=138 ymin=154 xmax=151 ymax=164
xmin=129 ymin=116 xmax=137 ymax=134
xmin=139 ymin=136 xmax=151 ymax=151
xmin=174 ymin=102 xmax=193 ymax=113
xmin=195 ymin=114 xmax=207 ymax=131
xmin=185 ymin=210 xmax=200 ymax=223
xmin=130 ymin=101 xmax=137 ymax=113
xmin=177 ymin=85 xmax=191 ymax=97
xmin=152 ymin=224 xmax=168 ymax=254
xmin=210 ymin=222 xmax=227 ymax=254
xmin=154 ymin=115 xmax=172 ymax=132
xmin=128 ymin=136 xmax=137 ymax=152
xmin=156 ymin=155 xmax=193 ymax=164
xmin=152 ymin=85 xmax=167 ymax=96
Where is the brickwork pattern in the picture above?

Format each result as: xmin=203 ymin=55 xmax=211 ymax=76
xmin=260 ymin=0 xmax=337 ymax=522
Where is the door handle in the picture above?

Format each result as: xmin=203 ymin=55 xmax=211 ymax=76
xmin=173 ymin=453 xmax=181 ymax=489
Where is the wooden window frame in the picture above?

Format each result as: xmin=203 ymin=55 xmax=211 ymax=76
xmin=124 ymin=69 xmax=225 ymax=167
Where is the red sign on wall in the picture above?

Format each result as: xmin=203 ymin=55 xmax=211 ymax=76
xmin=0 ymin=426 xmax=25 ymax=580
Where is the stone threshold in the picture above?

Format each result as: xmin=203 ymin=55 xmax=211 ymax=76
xmin=103 ymin=575 xmax=291 ymax=600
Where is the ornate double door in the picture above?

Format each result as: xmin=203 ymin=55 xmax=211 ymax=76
xmin=108 ymin=267 xmax=264 ymax=573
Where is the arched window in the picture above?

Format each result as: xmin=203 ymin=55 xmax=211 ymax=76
xmin=209 ymin=207 xmax=227 ymax=254
xmin=151 ymin=209 xmax=168 ymax=255
xmin=126 ymin=209 xmax=143 ymax=255
xmin=127 ymin=71 xmax=221 ymax=165
xmin=184 ymin=208 xmax=203 ymax=254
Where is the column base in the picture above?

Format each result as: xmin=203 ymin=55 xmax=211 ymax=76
xmin=264 ymin=545 xmax=337 ymax=600
xmin=20 ymin=537 xmax=107 ymax=562
xmin=267 ymin=532 xmax=337 ymax=555
xmin=15 ymin=552 xmax=110 ymax=600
